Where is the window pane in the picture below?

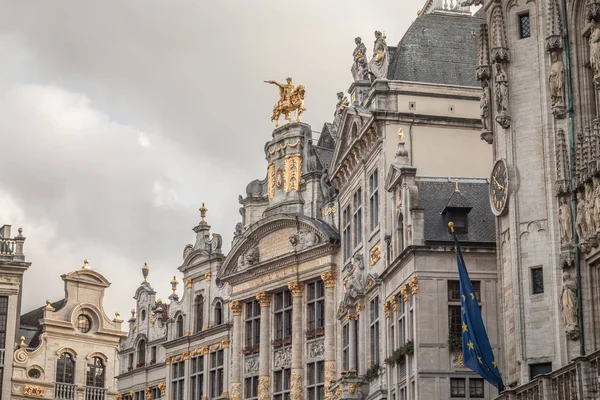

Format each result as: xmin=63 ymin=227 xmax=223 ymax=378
xmin=450 ymin=378 xmax=466 ymax=397
xmin=470 ymin=378 xmax=484 ymax=398
xmin=532 ymin=268 xmax=544 ymax=294
xmin=519 ymin=13 xmax=531 ymax=39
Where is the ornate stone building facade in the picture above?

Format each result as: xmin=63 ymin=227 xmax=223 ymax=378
xmin=467 ymin=0 xmax=600 ymax=397
xmin=0 ymin=224 xmax=30 ymax=400
xmin=13 ymin=261 xmax=125 ymax=400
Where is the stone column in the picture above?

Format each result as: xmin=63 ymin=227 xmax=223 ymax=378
xmin=349 ymin=315 xmax=357 ymax=371
xmin=256 ymin=292 xmax=272 ymax=400
xmin=288 ymin=281 xmax=305 ymax=400
xmin=229 ymin=301 xmax=243 ymax=400
xmin=321 ymin=271 xmax=337 ymax=400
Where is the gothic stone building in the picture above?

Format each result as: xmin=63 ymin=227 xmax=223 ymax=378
xmin=13 ymin=261 xmax=125 ymax=400
xmin=470 ymin=0 xmax=600 ymax=396
xmin=116 ymin=3 xmax=501 ymax=400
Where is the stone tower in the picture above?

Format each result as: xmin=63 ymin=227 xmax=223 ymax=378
xmin=473 ymin=0 xmax=600 ymax=393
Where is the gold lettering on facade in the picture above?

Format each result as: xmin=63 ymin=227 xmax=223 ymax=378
xmin=321 ymin=205 xmax=337 ymax=217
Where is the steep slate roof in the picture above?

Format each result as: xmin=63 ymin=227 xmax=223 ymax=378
xmin=20 ymin=299 xmax=66 ymax=328
xmin=388 ymin=8 xmax=485 ymax=87
xmin=417 ymin=179 xmax=494 ymax=244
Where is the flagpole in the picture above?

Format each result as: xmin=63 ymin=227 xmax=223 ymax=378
xmin=448 ymin=221 xmax=504 ymax=394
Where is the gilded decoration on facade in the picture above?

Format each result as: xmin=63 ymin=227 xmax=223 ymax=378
xmin=267 ymin=139 xmax=303 ymax=156
xmin=158 ymin=382 xmax=166 ymax=396
xmin=205 ymin=272 xmax=211 ymax=281
xmin=321 ymin=204 xmax=337 ymax=217
xmin=276 ymin=168 xmax=284 ymax=190
xmin=185 ymin=279 xmax=192 ymax=288
xmin=258 ymin=376 xmax=271 ymax=400
xmin=24 ymin=385 xmax=45 ymax=397
xmin=165 ymin=341 xmax=224 ymax=364
xmin=256 ymin=291 xmax=272 ymax=307
xmin=230 ymin=300 xmax=243 ymax=316
xmin=265 ymin=77 xmax=306 ymax=127
xmin=145 ymin=387 xmax=152 ymax=400
xmin=370 ymin=243 xmax=381 ymax=266
xmin=349 ymin=384 xmax=357 ymax=393
xmin=409 ymin=276 xmax=419 ymax=295
xmin=291 ymin=371 xmax=304 ymax=400
xmin=400 ymin=284 xmax=409 ymax=302
xmin=324 ymin=362 xmax=335 ymax=400
xmin=284 ymin=154 xmax=303 ymax=192
xmin=334 ymin=385 xmax=343 ymax=398
xmin=321 ymin=270 xmax=337 ymax=288
xmin=230 ymin=382 xmax=242 ymax=400
xmin=390 ymin=294 xmax=398 ymax=312
xmin=287 ymin=281 xmax=304 ymax=297
xmin=268 ymin=163 xmax=276 ymax=200
xmin=383 ymin=301 xmax=391 ymax=318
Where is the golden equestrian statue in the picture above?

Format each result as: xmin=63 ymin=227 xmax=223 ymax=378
xmin=264 ymin=77 xmax=306 ymax=127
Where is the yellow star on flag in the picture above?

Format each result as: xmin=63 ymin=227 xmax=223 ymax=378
xmin=470 ymin=292 xmax=475 ymax=300
xmin=467 ymin=340 xmax=474 ymax=350
xmin=461 ymin=306 xmax=465 ymax=314
xmin=462 ymin=323 xmax=468 ymax=332
xmin=492 ymin=359 xmax=498 ymax=368
xmin=477 ymin=356 xmax=483 ymax=364
xmin=462 ymin=294 xmax=466 ymax=301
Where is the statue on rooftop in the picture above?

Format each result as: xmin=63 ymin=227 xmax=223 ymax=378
xmin=265 ymin=77 xmax=307 ymax=127
xmin=334 ymin=92 xmax=350 ymax=118
xmin=351 ymin=37 xmax=369 ymax=81
xmin=368 ymin=31 xmax=390 ymax=80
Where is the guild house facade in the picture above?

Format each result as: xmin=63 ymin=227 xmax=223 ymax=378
xmin=115 ymin=1 xmax=501 ymax=400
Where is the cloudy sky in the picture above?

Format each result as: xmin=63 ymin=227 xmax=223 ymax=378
xmin=0 ymin=0 xmax=426 ymax=320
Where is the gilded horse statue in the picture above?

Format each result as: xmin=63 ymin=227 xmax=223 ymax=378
xmin=265 ymin=77 xmax=307 ymax=127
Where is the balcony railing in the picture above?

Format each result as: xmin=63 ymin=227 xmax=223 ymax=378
xmin=495 ymin=350 xmax=600 ymax=400
xmin=85 ymin=386 xmax=107 ymax=400
xmin=0 ymin=238 xmax=15 ymax=255
xmin=55 ymin=383 xmax=76 ymax=400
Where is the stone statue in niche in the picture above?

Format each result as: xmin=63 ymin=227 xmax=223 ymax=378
xmin=304 ymin=139 xmax=320 ymax=173
xmin=586 ymin=181 xmax=596 ymax=235
xmin=368 ymin=31 xmax=389 ymax=80
xmin=594 ymin=177 xmax=600 ymax=232
xmin=576 ymin=190 xmax=587 ymax=241
xmin=560 ymin=271 xmax=579 ymax=340
xmin=308 ymin=340 xmax=324 ymax=359
xmin=558 ymin=196 xmax=573 ymax=246
xmin=590 ymin=22 xmax=600 ymax=83
xmin=351 ymin=37 xmax=369 ymax=81
xmin=320 ymin=168 xmax=339 ymax=202
xmin=549 ymin=51 xmax=566 ymax=111
xmin=480 ymin=80 xmax=491 ymax=131
xmin=494 ymin=62 xmax=510 ymax=128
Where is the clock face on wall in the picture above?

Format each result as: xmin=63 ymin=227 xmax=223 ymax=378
xmin=490 ymin=159 xmax=509 ymax=216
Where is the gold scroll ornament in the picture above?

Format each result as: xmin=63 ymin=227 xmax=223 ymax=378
xmin=284 ymin=154 xmax=302 ymax=192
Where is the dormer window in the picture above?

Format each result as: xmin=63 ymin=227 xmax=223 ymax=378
xmin=446 ymin=210 xmax=468 ymax=234
xmin=442 ymin=180 xmax=472 ymax=235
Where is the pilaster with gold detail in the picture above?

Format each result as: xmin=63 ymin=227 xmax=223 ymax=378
xmin=288 ymin=281 xmax=304 ymax=400
xmin=257 ymin=292 xmax=272 ymax=400
xmin=321 ymin=270 xmax=337 ymax=400
xmin=230 ymin=300 xmax=243 ymax=398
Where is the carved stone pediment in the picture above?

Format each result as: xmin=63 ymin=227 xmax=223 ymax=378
xmin=219 ymin=215 xmax=339 ymax=284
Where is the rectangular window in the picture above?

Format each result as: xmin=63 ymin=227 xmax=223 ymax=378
xmin=273 ymin=368 xmax=291 ymax=400
xmin=470 ymin=378 xmax=485 ymax=398
xmin=342 ymin=323 xmax=350 ymax=371
xmin=353 ymin=189 xmax=363 ymax=248
xmin=532 ymin=267 xmax=544 ymax=294
xmin=450 ymin=378 xmax=466 ymax=397
xmin=170 ymin=361 xmax=185 ymax=400
xmin=151 ymin=387 xmax=161 ymax=400
xmin=191 ymin=356 xmax=204 ymax=400
xmin=150 ymin=346 xmax=157 ymax=363
xmin=244 ymin=300 xmax=261 ymax=352
xmin=448 ymin=280 xmax=481 ymax=301
xmin=307 ymin=280 xmax=325 ymax=335
xmin=370 ymin=296 xmax=380 ymax=365
xmin=274 ymin=289 xmax=293 ymax=343
xmin=0 ymin=296 xmax=7 ymax=350
xmin=209 ymin=350 xmax=224 ymax=398
xmin=307 ymin=361 xmax=325 ymax=400
xmin=448 ymin=305 xmax=462 ymax=337
xmin=245 ymin=376 xmax=259 ymax=400
xmin=128 ymin=354 xmax=134 ymax=370
xmin=343 ymin=206 xmax=352 ymax=261
xmin=519 ymin=13 xmax=531 ymax=39
xmin=134 ymin=391 xmax=145 ymax=400
xmin=530 ymin=362 xmax=552 ymax=379
xmin=447 ymin=211 xmax=468 ymax=234
xmin=369 ymin=170 xmax=379 ymax=231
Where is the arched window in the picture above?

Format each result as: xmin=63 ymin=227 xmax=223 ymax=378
xmin=176 ymin=315 xmax=184 ymax=338
xmin=137 ymin=339 xmax=146 ymax=367
xmin=195 ymin=295 xmax=204 ymax=333
xmin=86 ymin=357 xmax=105 ymax=388
xmin=56 ymin=353 xmax=75 ymax=384
xmin=214 ymin=302 xmax=223 ymax=326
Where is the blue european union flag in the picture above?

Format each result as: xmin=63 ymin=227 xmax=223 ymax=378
xmin=453 ymin=232 xmax=504 ymax=391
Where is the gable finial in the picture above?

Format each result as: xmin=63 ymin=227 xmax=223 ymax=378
xmin=455 ymin=179 xmax=460 ymax=192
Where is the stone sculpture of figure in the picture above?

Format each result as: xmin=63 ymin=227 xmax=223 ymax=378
xmin=576 ymin=190 xmax=587 ymax=240
xmin=590 ymin=22 xmax=600 ymax=80
xmin=265 ymin=77 xmax=307 ymax=127
xmin=586 ymin=182 xmax=596 ymax=235
xmin=480 ymin=80 xmax=491 ymax=131
xmin=356 ymin=57 xmax=369 ymax=81
xmin=344 ymin=254 xmax=366 ymax=298
xmin=304 ymin=139 xmax=319 ymax=173
xmin=594 ymin=177 xmax=600 ymax=232
xmin=494 ymin=63 xmax=509 ymax=115
xmin=368 ymin=31 xmax=390 ymax=80
xmin=320 ymin=168 xmax=339 ymax=202
xmin=351 ymin=37 xmax=368 ymax=81
xmin=233 ymin=222 xmax=243 ymax=238
xmin=559 ymin=197 xmax=573 ymax=246
xmin=334 ymin=92 xmax=350 ymax=118
xmin=560 ymin=271 xmax=579 ymax=339
xmin=549 ymin=51 xmax=565 ymax=108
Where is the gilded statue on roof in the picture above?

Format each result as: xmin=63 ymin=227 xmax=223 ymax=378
xmin=265 ymin=77 xmax=306 ymax=127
